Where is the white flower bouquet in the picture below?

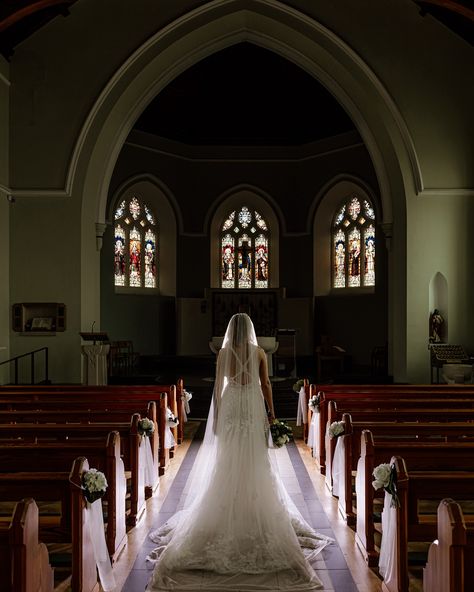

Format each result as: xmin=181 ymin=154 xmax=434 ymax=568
xmin=182 ymin=390 xmax=193 ymax=403
xmin=328 ymin=420 xmax=344 ymax=439
xmin=138 ymin=417 xmax=155 ymax=437
xmin=270 ymin=419 xmax=293 ymax=448
xmin=372 ymin=462 xmax=400 ymax=507
xmin=82 ymin=468 xmax=108 ymax=504
xmin=166 ymin=408 xmax=179 ymax=427
xmin=308 ymin=394 xmax=320 ymax=412
xmin=292 ymin=379 xmax=305 ymax=393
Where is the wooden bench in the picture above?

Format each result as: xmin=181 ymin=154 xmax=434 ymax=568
xmin=334 ymin=415 xmax=474 ymax=526
xmin=320 ymin=398 xmax=474 ymax=480
xmin=0 ymin=430 xmax=127 ymax=560
xmin=0 ymin=387 xmax=175 ymax=465
xmin=311 ymin=384 xmax=474 ymax=472
xmin=0 ymin=458 xmax=99 ymax=591
xmin=377 ymin=456 xmax=474 ymax=592
xmin=0 ymin=497 xmax=54 ymax=592
xmin=423 ymin=498 xmax=474 ymax=592
xmin=0 ymin=382 xmax=183 ymax=446
xmin=0 ymin=413 xmax=148 ymax=528
xmin=353 ymin=428 xmax=474 ymax=567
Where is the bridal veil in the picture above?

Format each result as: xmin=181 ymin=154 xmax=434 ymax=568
xmin=146 ymin=313 xmax=331 ymax=591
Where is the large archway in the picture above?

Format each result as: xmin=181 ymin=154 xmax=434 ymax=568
xmin=75 ymin=0 xmax=415 ymax=379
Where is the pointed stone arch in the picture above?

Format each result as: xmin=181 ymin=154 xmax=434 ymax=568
xmin=74 ymin=0 xmax=414 ymax=377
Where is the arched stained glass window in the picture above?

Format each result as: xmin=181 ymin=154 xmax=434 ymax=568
xmin=114 ymin=196 xmax=157 ymax=289
xmin=332 ymin=195 xmax=376 ymax=289
xmin=220 ymin=206 xmax=269 ymax=289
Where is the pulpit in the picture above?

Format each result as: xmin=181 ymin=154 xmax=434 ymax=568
xmin=80 ymin=332 xmax=109 ymax=385
xmin=209 ymin=336 xmax=279 ymax=376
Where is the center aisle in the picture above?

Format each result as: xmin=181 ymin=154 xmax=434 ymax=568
xmin=121 ymin=425 xmax=361 ymax=591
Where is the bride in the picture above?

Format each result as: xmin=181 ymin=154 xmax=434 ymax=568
xmin=146 ymin=313 xmax=332 ymax=591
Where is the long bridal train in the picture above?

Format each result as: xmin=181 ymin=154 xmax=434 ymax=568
xmin=146 ymin=314 xmax=332 ymax=591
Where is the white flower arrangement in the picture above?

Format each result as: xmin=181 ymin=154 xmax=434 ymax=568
xmin=328 ymin=420 xmax=344 ymax=439
xmin=82 ymin=468 xmax=108 ymax=504
xmin=292 ymin=379 xmax=305 ymax=393
xmin=182 ymin=390 xmax=193 ymax=403
xmin=372 ymin=462 xmax=400 ymax=507
xmin=308 ymin=394 xmax=320 ymax=412
xmin=166 ymin=408 xmax=179 ymax=427
xmin=138 ymin=417 xmax=155 ymax=437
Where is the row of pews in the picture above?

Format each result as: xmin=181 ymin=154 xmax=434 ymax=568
xmin=0 ymin=380 xmax=187 ymax=592
xmin=303 ymin=382 xmax=474 ymax=592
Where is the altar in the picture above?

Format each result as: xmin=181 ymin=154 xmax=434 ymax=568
xmin=209 ymin=336 xmax=279 ymax=376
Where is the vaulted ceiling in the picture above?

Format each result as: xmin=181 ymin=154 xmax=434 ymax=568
xmin=1 ymin=1 xmax=472 ymax=148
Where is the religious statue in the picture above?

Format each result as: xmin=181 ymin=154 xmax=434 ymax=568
xmin=429 ymin=308 xmax=444 ymax=343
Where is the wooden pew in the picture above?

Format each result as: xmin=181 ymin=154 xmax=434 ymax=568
xmin=319 ymin=398 xmax=474 ymax=478
xmin=0 ymin=458 xmax=99 ymax=591
xmin=354 ymin=429 xmax=474 ymax=567
xmin=0 ymin=497 xmax=54 ymax=592
xmin=312 ymin=384 xmax=474 ymax=474
xmin=0 ymin=399 xmax=160 ymax=493
xmin=0 ymin=389 xmax=170 ymax=473
xmin=0 ymin=414 xmax=146 ymax=527
xmin=0 ymin=431 xmax=126 ymax=561
xmin=335 ymin=415 xmax=474 ymax=526
xmin=423 ymin=498 xmax=474 ymax=592
xmin=0 ymin=383 xmax=179 ymax=446
xmin=0 ymin=394 xmax=170 ymax=475
xmin=377 ymin=457 xmax=474 ymax=592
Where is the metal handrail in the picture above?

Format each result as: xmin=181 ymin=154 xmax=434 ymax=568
xmin=0 ymin=347 xmax=49 ymax=384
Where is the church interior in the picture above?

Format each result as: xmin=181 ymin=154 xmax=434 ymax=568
xmin=0 ymin=1 xmax=473 ymax=591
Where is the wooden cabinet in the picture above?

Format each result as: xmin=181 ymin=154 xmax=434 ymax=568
xmin=12 ymin=303 xmax=66 ymax=333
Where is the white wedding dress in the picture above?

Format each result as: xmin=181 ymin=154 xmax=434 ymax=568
xmin=146 ymin=314 xmax=331 ymax=591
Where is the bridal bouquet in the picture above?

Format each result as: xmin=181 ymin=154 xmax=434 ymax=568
xmin=138 ymin=417 xmax=155 ymax=437
xmin=82 ymin=468 xmax=108 ymax=504
xmin=270 ymin=419 xmax=293 ymax=448
xmin=166 ymin=408 xmax=179 ymax=428
xmin=328 ymin=420 xmax=344 ymax=439
xmin=372 ymin=462 xmax=400 ymax=507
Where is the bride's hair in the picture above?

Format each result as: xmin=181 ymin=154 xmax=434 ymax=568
xmin=224 ymin=312 xmax=257 ymax=350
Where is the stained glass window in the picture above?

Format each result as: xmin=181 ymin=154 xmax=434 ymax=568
xmin=333 ymin=229 xmax=346 ymax=288
xmin=114 ymin=225 xmax=126 ymax=286
xmin=220 ymin=206 xmax=269 ymax=289
xmin=332 ymin=194 xmax=376 ymax=289
xmin=364 ymin=225 xmax=376 ymax=286
xmin=255 ymin=234 xmax=269 ymax=288
xmin=221 ymin=234 xmax=235 ymax=289
xmin=114 ymin=196 xmax=158 ymax=289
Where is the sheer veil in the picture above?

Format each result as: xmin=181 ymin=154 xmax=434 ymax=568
xmin=146 ymin=313 xmax=332 ymax=591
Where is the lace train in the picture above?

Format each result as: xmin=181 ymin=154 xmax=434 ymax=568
xmin=146 ymin=355 xmax=332 ymax=591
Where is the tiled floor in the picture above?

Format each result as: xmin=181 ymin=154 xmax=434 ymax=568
xmin=115 ymin=424 xmax=383 ymax=591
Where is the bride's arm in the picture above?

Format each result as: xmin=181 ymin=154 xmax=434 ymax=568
xmin=212 ymin=349 xmax=225 ymax=431
xmin=258 ymin=348 xmax=275 ymax=421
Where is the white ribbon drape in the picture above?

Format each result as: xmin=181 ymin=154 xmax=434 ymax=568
xmin=309 ymin=411 xmax=320 ymax=460
xmin=181 ymin=391 xmax=192 ymax=422
xmin=379 ymin=490 xmax=397 ymax=585
xmin=331 ymin=436 xmax=345 ymax=499
xmin=296 ymin=387 xmax=307 ymax=426
xmin=116 ymin=458 xmax=127 ymax=546
xmin=85 ymin=499 xmax=116 ymax=591
xmin=164 ymin=426 xmax=176 ymax=449
xmin=139 ymin=435 xmax=156 ymax=487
